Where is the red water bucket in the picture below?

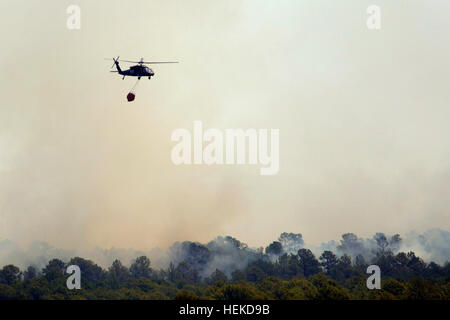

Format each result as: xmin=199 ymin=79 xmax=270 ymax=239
xmin=127 ymin=92 xmax=135 ymax=102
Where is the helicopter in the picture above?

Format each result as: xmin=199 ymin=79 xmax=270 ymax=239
xmin=106 ymin=57 xmax=178 ymax=80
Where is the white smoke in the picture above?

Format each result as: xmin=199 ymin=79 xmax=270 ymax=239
xmin=1 ymin=229 xmax=448 ymax=275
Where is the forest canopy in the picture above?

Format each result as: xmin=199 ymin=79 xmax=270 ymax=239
xmin=0 ymin=231 xmax=448 ymax=300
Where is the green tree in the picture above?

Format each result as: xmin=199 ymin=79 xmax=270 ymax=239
xmin=257 ymin=277 xmax=287 ymax=299
xmin=319 ymin=251 xmax=338 ymax=274
xmin=26 ymin=277 xmax=51 ymax=300
xmin=310 ymin=273 xmax=351 ymax=300
xmin=108 ymin=259 xmax=129 ymax=288
xmin=174 ymin=289 xmax=201 ymax=300
xmin=68 ymin=257 xmax=106 ymax=286
xmin=210 ymin=269 xmax=228 ymax=283
xmin=265 ymin=241 xmax=283 ymax=256
xmin=130 ymin=256 xmax=152 ymax=279
xmin=275 ymin=253 xmax=301 ymax=279
xmin=286 ymin=278 xmax=318 ymax=300
xmin=407 ymin=252 xmax=427 ymax=277
xmin=42 ymin=259 xmax=66 ymax=282
xmin=23 ymin=266 xmax=38 ymax=282
xmin=374 ymin=233 xmax=389 ymax=253
xmin=213 ymin=282 xmax=266 ymax=300
xmin=404 ymin=278 xmax=444 ymax=300
xmin=174 ymin=261 xmax=199 ymax=284
xmin=0 ymin=265 xmax=22 ymax=285
xmin=382 ymin=278 xmax=406 ymax=298
xmin=231 ymin=269 xmax=245 ymax=282
xmin=245 ymin=266 xmax=266 ymax=282
xmin=333 ymin=254 xmax=356 ymax=281
xmin=297 ymin=249 xmax=321 ymax=277
xmin=0 ymin=284 xmax=18 ymax=300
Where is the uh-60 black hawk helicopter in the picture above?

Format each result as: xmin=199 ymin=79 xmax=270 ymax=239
xmin=106 ymin=56 xmax=178 ymax=80
xmin=106 ymin=57 xmax=178 ymax=101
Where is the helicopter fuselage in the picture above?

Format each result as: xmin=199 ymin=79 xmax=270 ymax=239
xmin=115 ymin=61 xmax=155 ymax=79
xmin=123 ymin=65 xmax=154 ymax=77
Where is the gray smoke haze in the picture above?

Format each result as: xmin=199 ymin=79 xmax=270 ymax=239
xmin=1 ymin=229 xmax=448 ymax=278
xmin=309 ymin=229 xmax=450 ymax=266
xmin=0 ymin=1 xmax=449 ymax=266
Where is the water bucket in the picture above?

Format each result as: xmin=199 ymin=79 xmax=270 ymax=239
xmin=126 ymin=92 xmax=135 ymax=102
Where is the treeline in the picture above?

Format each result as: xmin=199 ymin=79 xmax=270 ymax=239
xmin=0 ymin=247 xmax=448 ymax=300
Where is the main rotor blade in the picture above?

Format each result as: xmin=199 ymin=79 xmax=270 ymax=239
xmin=140 ymin=61 xmax=179 ymax=64
xmin=105 ymin=58 xmax=178 ymax=64
xmin=118 ymin=59 xmax=179 ymax=64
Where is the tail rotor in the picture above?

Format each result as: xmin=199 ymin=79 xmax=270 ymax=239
xmin=111 ymin=56 xmax=120 ymax=68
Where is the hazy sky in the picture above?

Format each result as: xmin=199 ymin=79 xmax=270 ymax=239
xmin=0 ymin=0 xmax=449 ymax=251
